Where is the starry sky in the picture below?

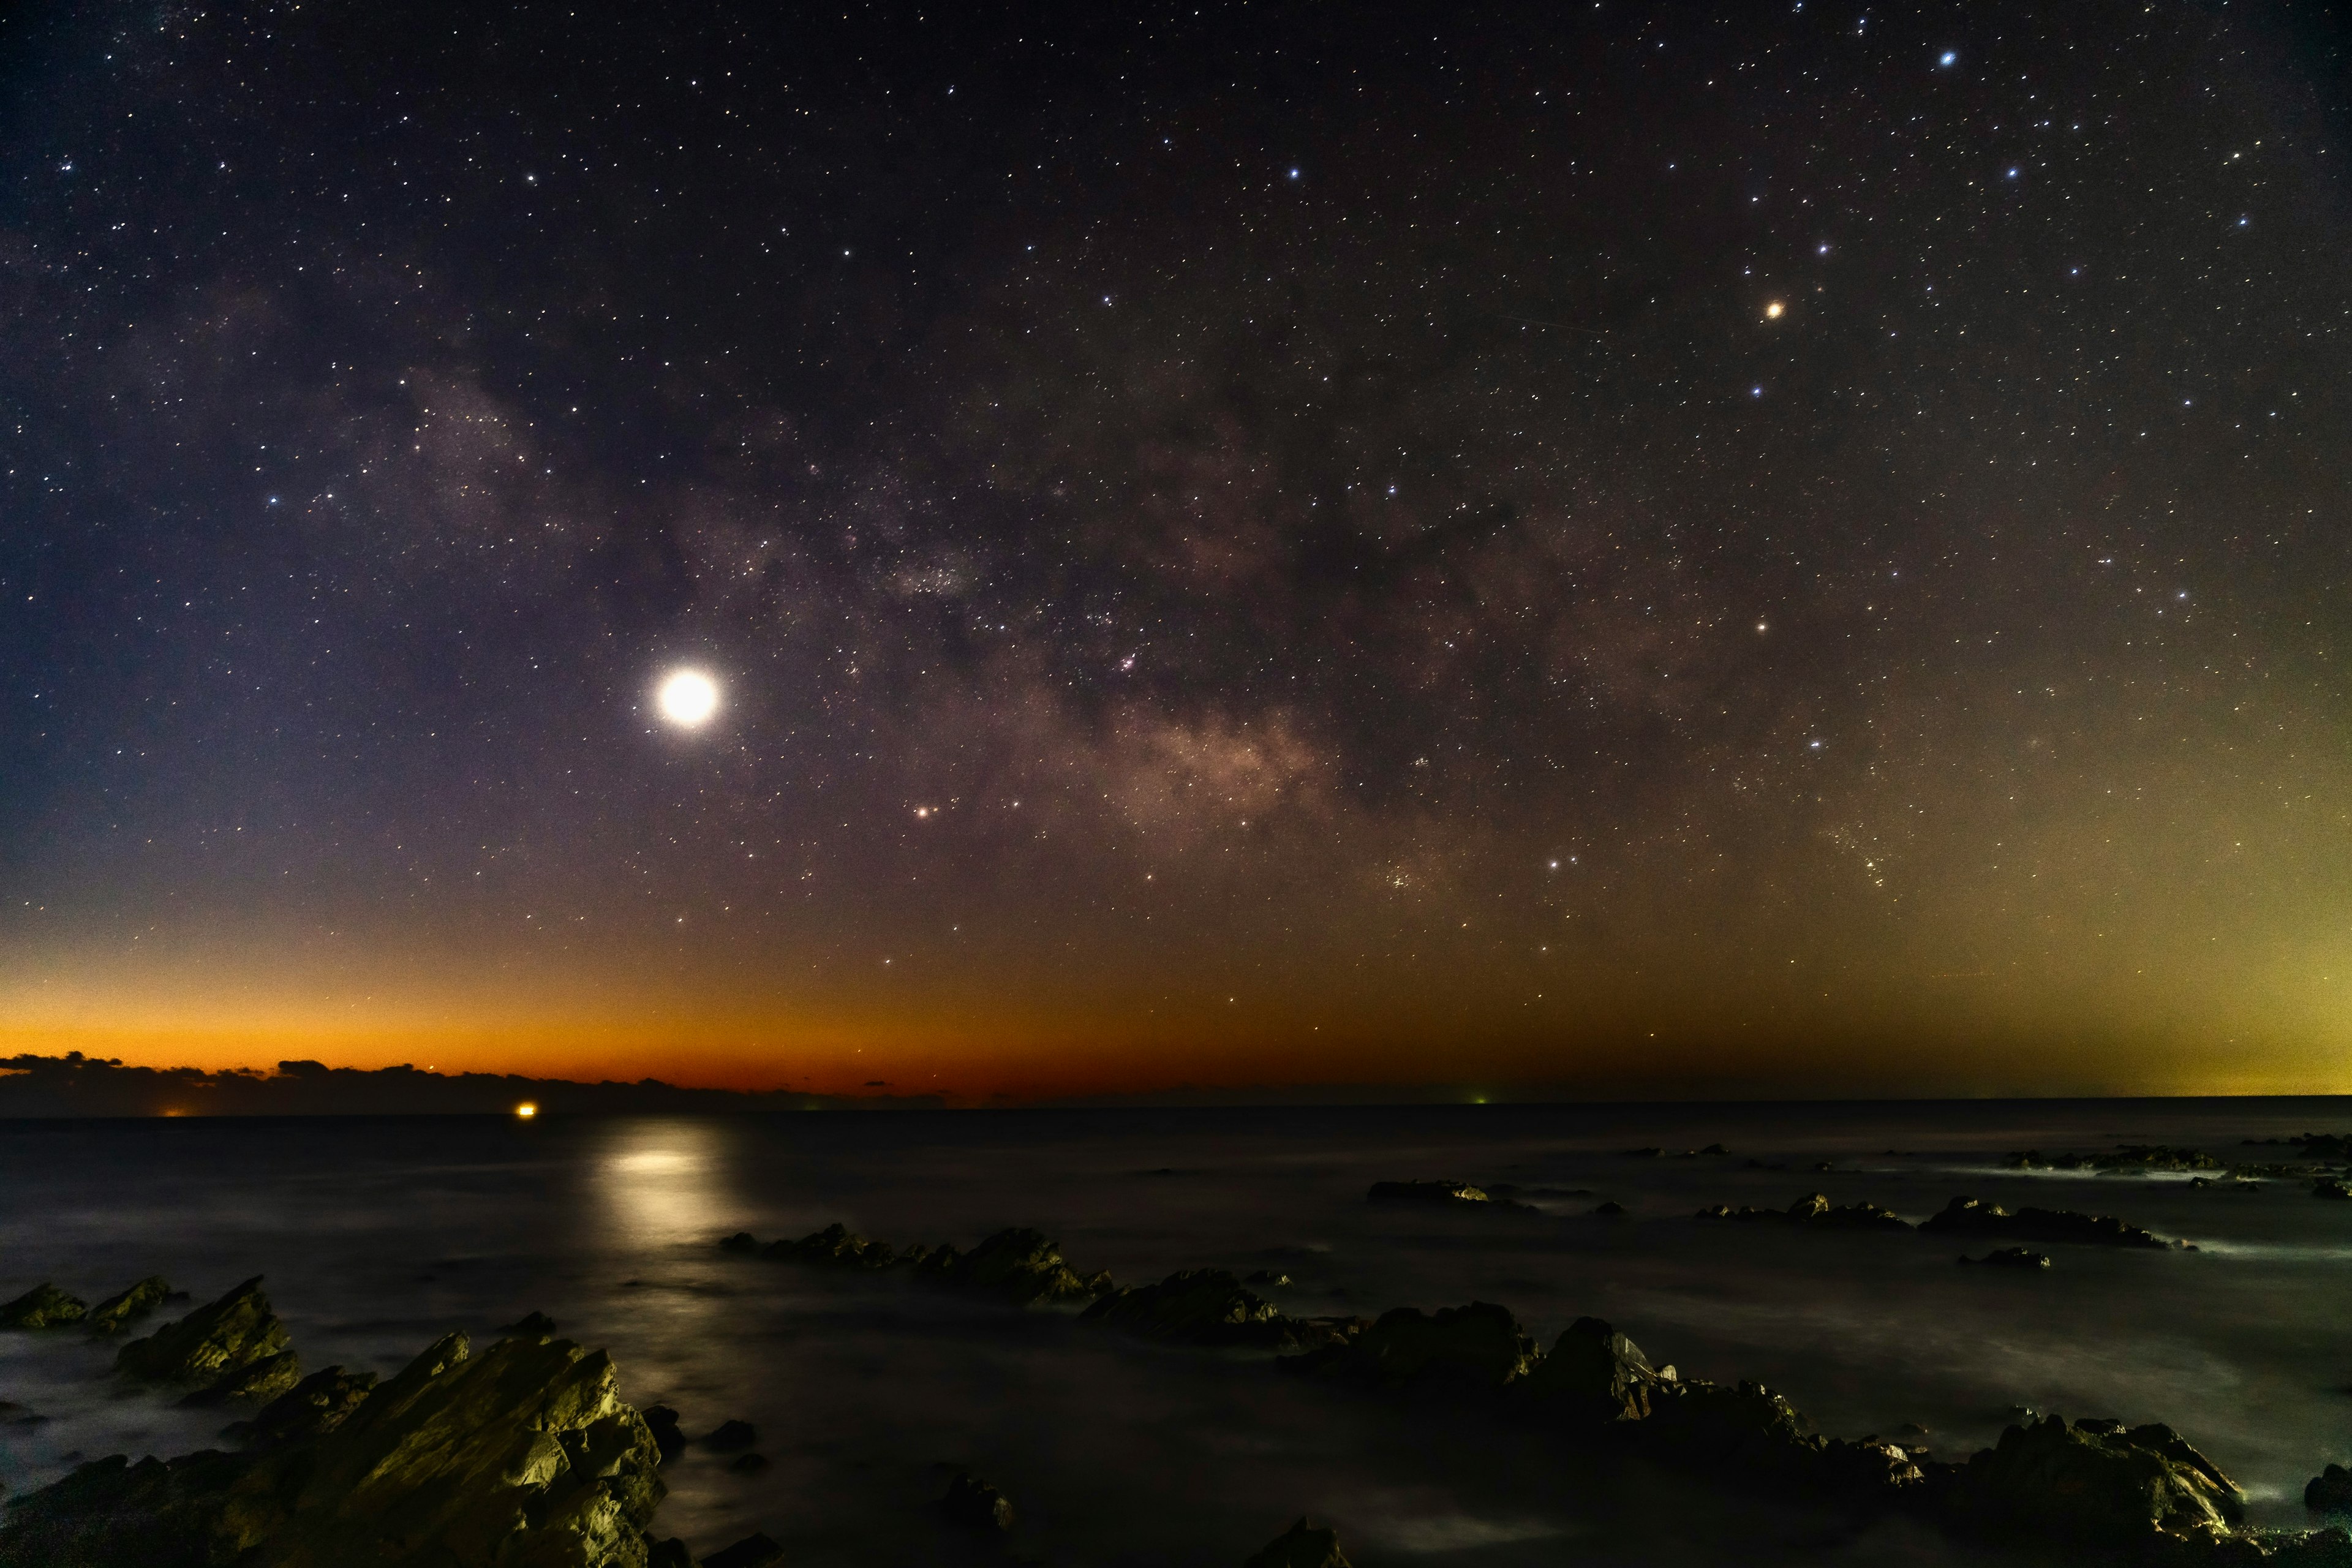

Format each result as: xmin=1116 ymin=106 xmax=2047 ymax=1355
xmin=4 ymin=1 xmax=2349 ymax=1101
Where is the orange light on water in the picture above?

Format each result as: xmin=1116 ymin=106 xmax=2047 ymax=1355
xmin=514 ymin=1102 xmax=538 ymax=1119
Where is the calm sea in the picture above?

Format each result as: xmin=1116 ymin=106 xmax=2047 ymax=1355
xmin=1 ymin=1101 xmax=2347 ymax=1565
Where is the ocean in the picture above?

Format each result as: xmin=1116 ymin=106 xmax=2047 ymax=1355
xmin=1 ymin=1099 xmax=2346 ymax=1565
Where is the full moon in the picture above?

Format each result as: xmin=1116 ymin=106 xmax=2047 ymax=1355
xmin=655 ymin=669 xmax=720 ymax=728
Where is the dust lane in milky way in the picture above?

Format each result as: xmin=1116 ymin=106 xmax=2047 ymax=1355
xmin=1 ymin=3 xmax=2346 ymax=1096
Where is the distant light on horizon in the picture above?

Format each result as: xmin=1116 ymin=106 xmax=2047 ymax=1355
xmin=515 ymin=1102 xmax=538 ymax=1119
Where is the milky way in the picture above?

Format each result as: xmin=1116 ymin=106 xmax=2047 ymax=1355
xmin=4 ymin=2 xmax=2348 ymax=1096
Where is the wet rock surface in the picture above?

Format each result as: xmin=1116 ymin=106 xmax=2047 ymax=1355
xmin=81 ymin=1277 xmax=170 ymax=1336
xmin=1954 ymin=1415 xmax=2244 ymax=1542
xmin=0 ymin=1327 xmax=666 ymax=1568
xmin=1243 ymin=1517 xmax=1352 ymax=1568
xmin=1920 ymin=1195 xmax=2190 ymax=1250
xmin=0 ymin=1288 xmax=85 ymax=1332
xmin=113 ymin=1276 xmax=294 ymax=1400
xmin=1524 ymin=1316 xmax=1674 ymax=1423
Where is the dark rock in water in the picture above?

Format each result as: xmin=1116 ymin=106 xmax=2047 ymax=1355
xmin=1959 ymin=1248 xmax=2052 ymax=1269
xmin=726 ymin=1452 xmax=769 ymax=1474
xmin=1954 ymin=1414 xmax=2242 ymax=1544
xmin=647 ymin=1539 xmax=694 ymax=1568
xmin=83 ymin=1278 xmax=170 ymax=1336
xmin=0 ymin=1328 xmax=666 ymax=1568
xmin=717 ymin=1231 xmax=760 ymax=1254
xmin=221 ymin=1366 xmax=379 ymax=1449
xmin=767 ymin=1221 xmax=897 ymax=1268
xmin=1525 ymin=1317 xmax=1675 ymax=1423
xmin=1281 ymin=1301 xmax=1537 ymax=1390
xmin=0 ymin=1286 xmax=87 ymax=1330
xmin=641 ymin=1403 xmax=686 ymax=1464
xmin=1921 ymin=1195 xmax=2189 ymax=1250
xmin=1649 ymin=1379 xmax=1825 ymax=1479
xmin=1694 ymin=1193 xmax=1909 ymax=1231
xmin=941 ymin=1472 xmax=1016 ymax=1531
xmin=497 ymin=1310 xmax=557 ymax=1338
xmin=2009 ymin=1144 xmax=2226 ymax=1174
xmin=2309 ymin=1464 xmax=2352 ymax=1512
xmin=2314 ymin=1180 xmax=2352 ymax=1201
xmin=1243 ymin=1517 xmax=1351 ymax=1568
xmin=1082 ymin=1269 xmax=1352 ymax=1352
xmin=702 ymin=1531 xmax=788 ymax=1568
xmin=703 ymin=1419 xmax=758 ymax=1451
xmin=114 ymin=1277 xmax=292 ymax=1397
xmin=179 ymin=1349 xmax=303 ymax=1408
xmin=919 ymin=1227 xmax=1110 ymax=1305
xmin=1366 ymin=1180 xmax=1492 ymax=1205
xmin=1593 ymin=1201 xmax=1626 ymax=1216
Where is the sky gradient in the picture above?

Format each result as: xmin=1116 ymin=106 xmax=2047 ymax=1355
xmin=4 ymin=1 xmax=2349 ymax=1100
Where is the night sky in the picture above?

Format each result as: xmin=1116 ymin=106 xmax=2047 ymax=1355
xmin=4 ymin=2 xmax=2348 ymax=1099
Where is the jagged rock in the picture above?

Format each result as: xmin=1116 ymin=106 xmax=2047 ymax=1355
xmin=84 ymin=1278 xmax=170 ymax=1336
xmin=1280 ymin=1302 xmax=1536 ymax=1390
xmin=2310 ymin=1464 xmax=2352 ymax=1512
xmin=701 ymin=1532 xmax=786 ymax=1568
xmin=1819 ymin=1436 xmax=1928 ymax=1498
xmin=498 ymin=1311 xmax=557 ymax=1338
xmin=1959 ymin=1248 xmax=2052 ymax=1269
xmin=1649 ymin=1379 xmax=1827 ymax=1479
xmin=1524 ymin=1317 xmax=1675 ymax=1423
xmin=1694 ymin=1193 xmax=1910 ymax=1231
xmin=646 ymin=1540 xmax=692 ymax=1568
xmin=222 ymin=1367 xmax=379 ymax=1449
xmin=918 ymin=1228 xmax=1109 ymax=1305
xmin=1243 ymin=1517 xmax=1351 ymax=1568
xmin=941 ymin=1472 xmax=1016 ymax=1531
xmin=0 ymin=1328 xmax=666 ymax=1568
xmin=766 ymin=1222 xmax=897 ymax=1268
xmin=717 ymin=1231 xmax=760 ymax=1254
xmin=1084 ymin=1268 xmax=1352 ymax=1351
xmin=641 ymin=1404 xmax=685 ymax=1464
xmin=703 ymin=1419 xmax=757 ymax=1451
xmin=1366 ymin=1180 xmax=1491 ymax=1205
xmin=0 ymin=1286 xmax=86 ymax=1330
xmin=1921 ymin=1196 xmax=2188 ymax=1250
xmin=180 ymin=1350 xmax=303 ymax=1408
xmin=114 ymin=1277 xmax=292 ymax=1397
xmin=1954 ymin=1414 xmax=2243 ymax=1544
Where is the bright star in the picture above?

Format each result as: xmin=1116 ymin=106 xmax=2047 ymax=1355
xmin=656 ymin=669 xmax=720 ymax=728
xmin=1939 ymin=51 xmax=1956 ymax=66
xmin=1765 ymin=301 xmax=1784 ymax=318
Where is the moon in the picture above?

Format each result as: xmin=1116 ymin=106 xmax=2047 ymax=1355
xmin=655 ymin=668 xmax=720 ymax=728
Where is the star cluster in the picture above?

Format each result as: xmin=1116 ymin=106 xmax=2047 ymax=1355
xmin=2 ymin=1 xmax=2348 ymax=1096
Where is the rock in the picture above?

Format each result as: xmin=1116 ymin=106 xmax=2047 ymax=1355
xmin=84 ymin=1277 xmax=171 ymax=1336
xmin=2008 ymin=1145 xmax=2227 ymax=1174
xmin=647 ymin=1540 xmax=693 ymax=1568
xmin=1366 ymin=1180 xmax=1491 ymax=1205
xmin=726 ymin=1452 xmax=769 ymax=1474
xmin=766 ymin=1221 xmax=896 ymax=1268
xmin=1819 ymin=1436 xmax=1928 ymax=1498
xmin=918 ymin=1228 xmax=1109 ymax=1305
xmin=1694 ymin=1194 xmax=1909 ymax=1231
xmin=1593 ymin=1201 xmax=1626 ymax=1216
xmin=2310 ymin=1464 xmax=2352 ymax=1512
xmin=1244 ymin=1271 xmax=1291 ymax=1287
xmin=115 ymin=1278 xmax=293 ymax=1400
xmin=1959 ymin=1248 xmax=2052 ymax=1269
xmin=1650 ymin=1379 xmax=1826 ymax=1479
xmin=701 ymin=1532 xmax=786 ymax=1568
xmin=941 ymin=1472 xmax=1016 ymax=1531
xmin=1281 ymin=1302 xmax=1537 ymax=1390
xmin=703 ymin=1419 xmax=757 ymax=1451
xmin=179 ymin=1349 xmax=303 ymax=1408
xmin=2315 ymin=1180 xmax=2351 ymax=1201
xmin=1920 ymin=1196 xmax=2187 ymax=1250
xmin=221 ymin=1366 xmax=379 ymax=1449
xmin=0 ymin=1286 xmax=87 ymax=1330
xmin=717 ymin=1231 xmax=760 ymax=1254
xmin=498 ymin=1311 xmax=557 ymax=1338
xmin=641 ymin=1404 xmax=686 ymax=1463
xmin=1084 ymin=1268 xmax=1341 ymax=1350
xmin=1243 ymin=1517 xmax=1351 ymax=1568
xmin=0 ymin=1327 xmax=667 ymax=1568
xmin=1954 ymin=1414 xmax=2243 ymax=1544
xmin=1524 ymin=1317 xmax=1674 ymax=1423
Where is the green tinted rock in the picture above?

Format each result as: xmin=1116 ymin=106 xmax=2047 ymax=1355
xmin=0 ymin=1286 xmax=86 ymax=1330
xmin=115 ymin=1277 xmax=289 ymax=1390
xmin=84 ymin=1277 xmax=170 ymax=1336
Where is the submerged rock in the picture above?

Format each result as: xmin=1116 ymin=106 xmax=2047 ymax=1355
xmin=1366 ymin=1180 xmax=1489 ymax=1205
xmin=115 ymin=1278 xmax=294 ymax=1401
xmin=1243 ymin=1517 xmax=1351 ymax=1568
xmin=641 ymin=1404 xmax=685 ymax=1464
xmin=1281 ymin=1302 xmax=1536 ymax=1390
xmin=940 ymin=1472 xmax=1016 ymax=1532
xmin=703 ymin=1419 xmax=757 ymax=1452
xmin=83 ymin=1277 xmax=171 ymax=1336
xmin=1959 ymin=1248 xmax=2052 ymax=1269
xmin=1920 ymin=1196 xmax=2188 ymax=1250
xmin=919 ymin=1228 xmax=1110 ymax=1305
xmin=1954 ymin=1414 xmax=2243 ymax=1544
xmin=1694 ymin=1193 xmax=1910 ymax=1231
xmin=767 ymin=1222 xmax=897 ymax=1268
xmin=700 ymin=1532 xmax=786 ymax=1568
xmin=1524 ymin=1317 xmax=1675 ymax=1423
xmin=0 ymin=1286 xmax=86 ymax=1331
xmin=717 ymin=1231 xmax=760 ymax=1254
xmin=0 ymin=1327 xmax=667 ymax=1568
xmin=1084 ymin=1268 xmax=1354 ymax=1352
